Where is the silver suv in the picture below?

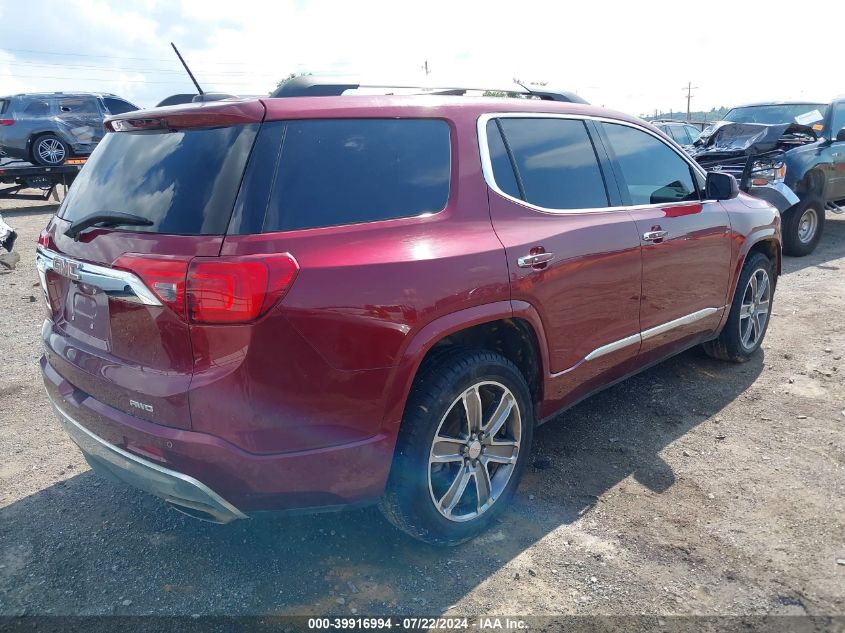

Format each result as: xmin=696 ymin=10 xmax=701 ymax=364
xmin=0 ymin=92 xmax=138 ymax=166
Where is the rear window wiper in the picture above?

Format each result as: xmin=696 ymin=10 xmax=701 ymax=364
xmin=64 ymin=212 xmax=154 ymax=240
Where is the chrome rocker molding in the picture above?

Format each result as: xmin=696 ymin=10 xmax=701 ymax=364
xmin=49 ymin=394 xmax=247 ymax=524
xmin=584 ymin=307 xmax=721 ymax=361
xmin=36 ymin=247 xmax=161 ymax=306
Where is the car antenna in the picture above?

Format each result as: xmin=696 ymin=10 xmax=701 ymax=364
xmin=170 ymin=42 xmax=204 ymax=96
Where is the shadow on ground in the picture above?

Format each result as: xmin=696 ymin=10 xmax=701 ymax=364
xmin=0 ymin=348 xmax=763 ymax=616
xmin=780 ymin=214 xmax=845 ymax=275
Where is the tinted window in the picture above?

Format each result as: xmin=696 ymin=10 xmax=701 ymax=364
xmin=485 ymin=120 xmax=521 ymax=199
xmin=685 ymin=125 xmax=701 ymax=142
xmin=57 ymin=97 xmax=99 ymax=115
xmin=496 ymin=118 xmax=608 ymax=209
xmin=58 ymin=125 xmax=258 ymax=235
xmin=603 ymin=122 xmax=698 ymax=205
xmin=724 ymin=104 xmax=828 ymax=125
xmin=23 ymin=100 xmax=50 ymax=116
xmin=263 ymin=119 xmax=450 ymax=232
xmin=667 ymin=125 xmax=688 ymax=144
xmin=0 ymin=99 xmax=8 ymax=115
xmin=831 ymin=102 xmax=845 ymax=138
xmin=103 ymin=97 xmax=138 ymax=115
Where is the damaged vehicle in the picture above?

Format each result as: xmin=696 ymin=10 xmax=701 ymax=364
xmin=689 ymin=100 xmax=845 ymax=256
xmin=0 ymin=92 xmax=138 ymax=166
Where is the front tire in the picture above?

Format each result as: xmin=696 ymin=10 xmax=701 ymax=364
xmin=379 ymin=348 xmax=534 ymax=546
xmin=703 ymin=251 xmax=774 ymax=362
xmin=31 ymin=134 xmax=69 ymax=166
xmin=782 ymin=194 xmax=825 ymax=257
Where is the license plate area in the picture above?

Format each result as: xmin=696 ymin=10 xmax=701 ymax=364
xmin=63 ymin=282 xmax=111 ymax=351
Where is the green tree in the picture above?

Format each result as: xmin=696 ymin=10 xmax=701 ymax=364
xmin=271 ymin=72 xmax=312 ymax=95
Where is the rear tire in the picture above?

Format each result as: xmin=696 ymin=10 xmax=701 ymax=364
xmin=782 ymin=194 xmax=824 ymax=257
xmin=31 ymin=134 xmax=69 ymax=166
xmin=703 ymin=252 xmax=774 ymax=362
xmin=379 ymin=348 xmax=534 ymax=546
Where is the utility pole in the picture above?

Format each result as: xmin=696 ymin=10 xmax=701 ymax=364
xmin=684 ymin=81 xmax=699 ymax=120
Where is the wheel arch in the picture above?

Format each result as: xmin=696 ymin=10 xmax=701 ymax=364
xmin=722 ymin=232 xmax=780 ymax=329
xmin=792 ymin=167 xmax=826 ymax=199
xmin=27 ymin=130 xmax=72 ymax=157
xmin=380 ymin=301 xmax=549 ymax=435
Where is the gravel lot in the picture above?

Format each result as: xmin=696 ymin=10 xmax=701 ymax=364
xmin=1 ymin=197 xmax=843 ymax=619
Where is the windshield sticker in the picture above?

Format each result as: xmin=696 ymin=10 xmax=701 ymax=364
xmin=794 ymin=110 xmax=823 ymax=126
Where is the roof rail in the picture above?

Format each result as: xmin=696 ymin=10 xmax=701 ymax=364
xmin=270 ymin=76 xmax=588 ymax=104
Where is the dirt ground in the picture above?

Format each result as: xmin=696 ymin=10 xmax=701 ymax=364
xmin=1 ymin=195 xmax=843 ymax=620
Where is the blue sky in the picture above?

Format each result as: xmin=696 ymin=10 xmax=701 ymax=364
xmin=0 ymin=0 xmax=841 ymax=115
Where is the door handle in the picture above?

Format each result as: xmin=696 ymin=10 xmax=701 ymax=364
xmin=642 ymin=230 xmax=668 ymax=243
xmin=517 ymin=252 xmax=555 ymax=268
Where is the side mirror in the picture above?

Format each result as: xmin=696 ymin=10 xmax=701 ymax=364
xmin=705 ymin=171 xmax=740 ymax=200
xmin=836 ymin=127 xmax=845 ymax=142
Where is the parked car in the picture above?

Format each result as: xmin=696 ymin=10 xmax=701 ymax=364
xmin=36 ymin=94 xmax=781 ymax=545
xmin=0 ymin=92 xmax=138 ymax=166
xmin=651 ymin=119 xmax=702 ymax=145
xmin=690 ymin=99 xmax=845 ymax=256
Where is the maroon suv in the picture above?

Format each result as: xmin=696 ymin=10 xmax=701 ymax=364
xmin=37 ymin=95 xmax=781 ymax=545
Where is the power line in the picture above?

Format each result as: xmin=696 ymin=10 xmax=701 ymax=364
xmin=0 ymin=45 xmax=254 ymax=65
xmin=9 ymin=60 xmax=281 ymax=76
xmin=11 ymin=74 xmax=266 ymax=85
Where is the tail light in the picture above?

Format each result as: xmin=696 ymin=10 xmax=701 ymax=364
xmin=0 ymin=119 xmax=14 ymax=126
xmin=37 ymin=229 xmax=52 ymax=248
xmin=113 ymin=255 xmax=191 ymax=320
xmin=107 ymin=118 xmax=167 ymax=132
xmin=112 ymin=253 xmax=298 ymax=324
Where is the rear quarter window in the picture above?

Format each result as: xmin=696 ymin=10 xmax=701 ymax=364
xmin=22 ymin=100 xmax=50 ymax=116
xmin=261 ymin=119 xmax=451 ymax=232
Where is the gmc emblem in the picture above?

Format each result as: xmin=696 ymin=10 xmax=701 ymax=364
xmin=53 ymin=256 xmax=81 ymax=281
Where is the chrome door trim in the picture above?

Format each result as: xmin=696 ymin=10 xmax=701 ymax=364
xmin=583 ymin=332 xmax=642 ymax=361
xmin=36 ymin=246 xmax=161 ymax=306
xmin=476 ymin=111 xmax=712 ymax=217
xmin=582 ymin=307 xmax=722 ymax=363
xmin=640 ymin=307 xmax=719 ymax=341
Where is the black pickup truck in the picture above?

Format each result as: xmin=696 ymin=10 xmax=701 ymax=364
xmin=690 ymin=99 xmax=845 ymax=256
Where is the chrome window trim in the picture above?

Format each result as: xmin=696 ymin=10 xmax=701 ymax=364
xmin=581 ymin=307 xmax=721 ymax=363
xmin=36 ymin=246 xmax=161 ymax=306
xmin=477 ymin=112 xmax=713 ymax=216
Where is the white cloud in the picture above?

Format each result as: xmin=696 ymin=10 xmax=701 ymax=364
xmin=0 ymin=0 xmax=841 ymax=113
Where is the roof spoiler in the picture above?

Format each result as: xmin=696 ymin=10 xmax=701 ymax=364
xmin=270 ymin=75 xmax=588 ymax=104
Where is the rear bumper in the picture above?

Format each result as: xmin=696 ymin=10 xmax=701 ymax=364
xmin=42 ymin=356 xmax=395 ymax=513
xmin=51 ymin=395 xmax=247 ymax=523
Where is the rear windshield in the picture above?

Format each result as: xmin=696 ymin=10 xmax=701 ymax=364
xmin=724 ymin=104 xmax=828 ymax=126
xmin=59 ymin=124 xmax=258 ymax=235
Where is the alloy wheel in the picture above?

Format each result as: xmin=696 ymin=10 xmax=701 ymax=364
xmin=428 ymin=381 xmax=522 ymax=522
xmin=739 ymin=268 xmax=771 ymax=350
xmin=36 ymin=138 xmax=66 ymax=165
